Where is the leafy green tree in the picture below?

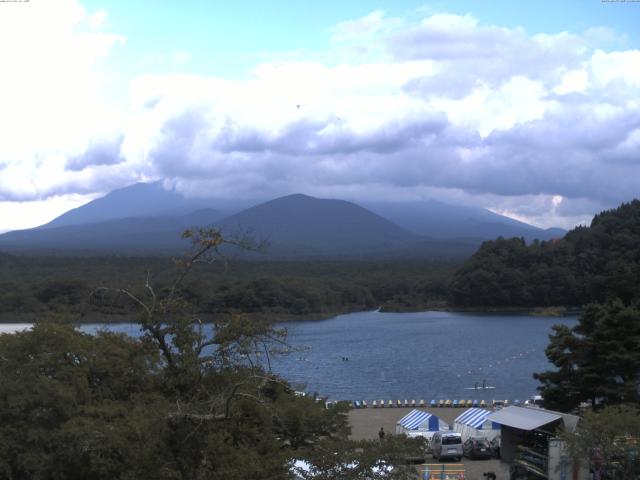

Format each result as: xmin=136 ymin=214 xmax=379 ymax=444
xmin=0 ymin=323 xmax=172 ymax=479
xmin=0 ymin=228 xmax=421 ymax=479
xmin=560 ymin=404 xmax=640 ymax=480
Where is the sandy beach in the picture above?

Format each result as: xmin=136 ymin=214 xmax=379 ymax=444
xmin=348 ymin=406 xmax=467 ymax=440
xmin=348 ymin=406 xmax=510 ymax=479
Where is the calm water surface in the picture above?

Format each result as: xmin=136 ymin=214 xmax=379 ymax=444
xmin=2 ymin=311 xmax=576 ymax=402
xmin=267 ymin=310 xmax=577 ymax=402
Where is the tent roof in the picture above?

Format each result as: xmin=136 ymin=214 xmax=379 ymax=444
xmin=486 ymin=406 xmax=561 ymax=431
xmin=397 ymin=409 xmax=433 ymax=430
xmin=454 ymin=408 xmax=493 ymax=428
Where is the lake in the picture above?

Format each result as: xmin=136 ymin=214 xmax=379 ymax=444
xmin=268 ymin=310 xmax=577 ymax=402
xmin=1 ymin=310 xmax=576 ymax=402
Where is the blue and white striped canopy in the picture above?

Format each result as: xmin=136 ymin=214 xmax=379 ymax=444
xmin=397 ymin=409 xmax=432 ymax=430
xmin=455 ymin=408 xmax=492 ymax=429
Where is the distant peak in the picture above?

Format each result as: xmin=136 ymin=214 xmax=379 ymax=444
xmin=273 ymin=193 xmax=353 ymax=204
xmin=279 ymin=193 xmax=316 ymax=200
xmin=111 ymin=180 xmax=163 ymax=192
xmin=262 ymin=193 xmax=325 ymax=205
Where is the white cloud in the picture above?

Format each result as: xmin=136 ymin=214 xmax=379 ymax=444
xmin=0 ymin=0 xmax=124 ymax=201
xmin=330 ymin=9 xmax=389 ymax=43
xmin=554 ymin=69 xmax=589 ymax=94
xmin=0 ymin=194 xmax=95 ymax=233
xmin=87 ymin=8 xmax=108 ymax=30
xmin=420 ymin=12 xmax=478 ymax=31
xmin=431 ymin=76 xmax=549 ymax=137
xmin=0 ymin=6 xmax=639 ymax=232
xmin=590 ymin=49 xmax=640 ymax=87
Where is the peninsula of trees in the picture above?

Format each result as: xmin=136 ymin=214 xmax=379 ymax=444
xmin=449 ymin=200 xmax=640 ymax=308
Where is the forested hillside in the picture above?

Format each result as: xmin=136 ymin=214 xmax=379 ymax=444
xmin=449 ymin=200 xmax=640 ymax=307
xmin=0 ymin=255 xmax=456 ymax=321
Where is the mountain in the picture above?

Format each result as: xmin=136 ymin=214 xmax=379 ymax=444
xmin=38 ymin=182 xmax=563 ymax=240
xmin=216 ymin=193 xmax=481 ymax=259
xmin=0 ymin=193 xmax=478 ymax=258
xmin=543 ymin=227 xmax=567 ymax=238
xmin=363 ymin=200 xmax=565 ymax=241
xmin=0 ymin=209 xmax=225 ymax=253
xmin=217 ymin=194 xmax=418 ymax=255
xmin=0 ymin=181 xmax=566 ymax=258
xmin=39 ymin=182 xmax=213 ymax=229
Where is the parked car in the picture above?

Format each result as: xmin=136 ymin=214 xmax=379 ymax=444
xmin=431 ymin=432 xmax=463 ymax=461
xmin=463 ymin=437 xmax=492 ymax=460
xmin=524 ymin=395 xmax=544 ymax=407
xmin=490 ymin=436 xmax=501 ymax=459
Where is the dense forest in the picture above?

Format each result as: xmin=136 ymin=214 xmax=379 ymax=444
xmin=0 ymin=254 xmax=456 ymax=322
xmin=4 ymin=199 xmax=640 ymax=319
xmin=0 ymin=231 xmax=425 ymax=479
xmin=449 ymin=200 xmax=640 ymax=307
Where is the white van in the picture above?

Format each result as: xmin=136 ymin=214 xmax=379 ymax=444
xmin=431 ymin=432 xmax=463 ymax=461
xmin=523 ymin=395 xmax=544 ymax=408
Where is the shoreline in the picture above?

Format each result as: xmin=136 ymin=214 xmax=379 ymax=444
xmin=380 ymin=302 xmax=580 ymax=317
xmin=0 ymin=305 xmax=580 ymax=324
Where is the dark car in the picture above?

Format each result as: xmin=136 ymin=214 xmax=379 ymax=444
xmin=462 ymin=437 xmax=492 ymax=459
xmin=490 ymin=436 xmax=501 ymax=459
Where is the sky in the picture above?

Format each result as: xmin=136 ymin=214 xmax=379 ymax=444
xmin=0 ymin=0 xmax=639 ymax=233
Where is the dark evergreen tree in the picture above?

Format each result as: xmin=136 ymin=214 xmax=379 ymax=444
xmin=534 ymin=300 xmax=640 ymax=411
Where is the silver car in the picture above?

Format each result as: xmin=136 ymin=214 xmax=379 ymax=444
xmin=431 ymin=432 xmax=463 ymax=461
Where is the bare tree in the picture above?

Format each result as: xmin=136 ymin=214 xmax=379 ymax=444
xmin=93 ymin=227 xmax=289 ymax=420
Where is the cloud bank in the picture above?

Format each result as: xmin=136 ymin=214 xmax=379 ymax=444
xmin=1 ymin=2 xmax=639 ymax=230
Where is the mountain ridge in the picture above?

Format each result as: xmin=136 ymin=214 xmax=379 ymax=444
xmin=362 ymin=199 xmax=562 ymax=242
xmin=38 ymin=182 xmax=227 ymax=229
xmin=0 ymin=183 xmax=566 ymax=258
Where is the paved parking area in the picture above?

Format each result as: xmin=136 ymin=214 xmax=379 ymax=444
xmin=348 ymin=407 xmax=511 ymax=479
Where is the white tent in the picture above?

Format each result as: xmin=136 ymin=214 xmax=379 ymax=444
xmin=395 ymin=409 xmax=449 ymax=436
xmin=453 ymin=408 xmax=501 ymax=441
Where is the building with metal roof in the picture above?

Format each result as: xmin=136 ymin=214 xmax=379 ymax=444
xmin=486 ymin=406 xmax=562 ymax=432
xmin=485 ymin=406 xmax=587 ymax=480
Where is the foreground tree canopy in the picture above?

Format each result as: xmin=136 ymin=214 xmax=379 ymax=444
xmin=561 ymin=404 xmax=640 ymax=480
xmin=0 ymin=229 xmax=423 ymax=480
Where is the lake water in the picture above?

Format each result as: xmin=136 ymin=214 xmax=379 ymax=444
xmin=268 ymin=310 xmax=577 ymax=402
xmin=1 ymin=311 xmax=577 ymax=402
